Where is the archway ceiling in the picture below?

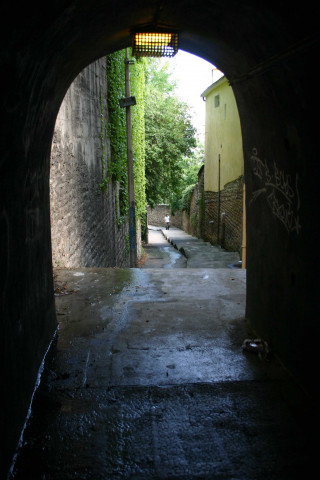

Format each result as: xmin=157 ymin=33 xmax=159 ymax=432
xmin=2 ymin=0 xmax=317 ymax=141
xmin=8 ymin=0 xmax=310 ymax=91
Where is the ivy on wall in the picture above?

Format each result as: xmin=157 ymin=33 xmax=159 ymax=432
xmin=99 ymin=82 xmax=109 ymax=192
xmin=130 ymin=56 xmax=147 ymax=223
xmin=105 ymin=50 xmax=128 ymax=221
xmin=101 ymin=49 xmax=146 ymax=227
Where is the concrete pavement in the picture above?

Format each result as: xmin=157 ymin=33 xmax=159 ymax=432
xmin=159 ymin=226 xmax=241 ymax=268
xmin=9 ymin=229 xmax=317 ymax=479
xmin=141 ymin=228 xmax=187 ymax=269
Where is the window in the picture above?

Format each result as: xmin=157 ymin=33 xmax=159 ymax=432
xmin=214 ymin=95 xmax=220 ymax=107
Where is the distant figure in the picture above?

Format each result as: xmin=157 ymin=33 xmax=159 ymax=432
xmin=164 ymin=214 xmax=170 ymax=230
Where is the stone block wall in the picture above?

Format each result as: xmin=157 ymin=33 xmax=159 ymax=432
xmin=147 ymin=204 xmax=182 ymax=228
xmin=50 ymin=58 xmax=129 ymax=268
xmin=182 ymin=166 xmax=205 ymax=238
xmin=203 ymin=176 xmax=244 ymax=252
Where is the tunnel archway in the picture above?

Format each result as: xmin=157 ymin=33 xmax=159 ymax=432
xmin=1 ymin=1 xmax=319 ymax=476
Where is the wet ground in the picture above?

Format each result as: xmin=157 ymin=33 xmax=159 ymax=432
xmin=9 ymin=229 xmax=317 ymax=479
xmin=142 ymin=228 xmax=187 ymax=268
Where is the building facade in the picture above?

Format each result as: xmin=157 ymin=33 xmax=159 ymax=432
xmin=201 ymin=76 xmax=245 ymax=262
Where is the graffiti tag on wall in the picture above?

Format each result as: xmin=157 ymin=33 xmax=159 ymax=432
xmin=250 ymin=148 xmax=301 ymax=234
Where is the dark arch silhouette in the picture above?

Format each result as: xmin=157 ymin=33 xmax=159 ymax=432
xmin=1 ymin=2 xmax=318 ymax=476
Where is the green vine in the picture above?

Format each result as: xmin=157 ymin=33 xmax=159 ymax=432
xmin=99 ymin=83 xmax=110 ymax=192
xmin=106 ymin=50 xmax=128 ymax=222
xmin=181 ymin=183 xmax=195 ymax=214
xmin=99 ymin=49 xmax=147 ymax=228
xmin=130 ymin=55 xmax=147 ymax=223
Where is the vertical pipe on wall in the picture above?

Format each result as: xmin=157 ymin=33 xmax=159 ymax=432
xmin=242 ymin=181 xmax=246 ymax=268
xmin=217 ymin=153 xmax=221 ymax=244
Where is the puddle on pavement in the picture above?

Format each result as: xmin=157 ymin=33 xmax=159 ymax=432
xmin=161 ymin=246 xmax=185 ymax=268
xmin=142 ymin=229 xmax=186 ymax=268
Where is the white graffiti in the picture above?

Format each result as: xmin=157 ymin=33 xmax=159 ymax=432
xmin=250 ymin=148 xmax=301 ymax=234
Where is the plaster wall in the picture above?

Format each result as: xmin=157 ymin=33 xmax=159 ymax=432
xmin=203 ymin=77 xmax=244 ymax=192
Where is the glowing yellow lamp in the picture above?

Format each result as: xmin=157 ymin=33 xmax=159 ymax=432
xmin=132 ymin=31 xmax=179 ymax=57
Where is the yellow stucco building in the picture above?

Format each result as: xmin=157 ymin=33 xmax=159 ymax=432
xmin=202 ymin=75 xmax=243 ymax=190
xmin=201 ymin=76 xmax=246 ymax=264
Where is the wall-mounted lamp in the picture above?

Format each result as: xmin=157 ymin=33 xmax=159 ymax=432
xmin=132 ymin=31 xmax=179 ymax=57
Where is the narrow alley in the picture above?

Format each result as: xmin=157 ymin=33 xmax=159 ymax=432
xmin=10 ymin=228 xmax=316 ymax=479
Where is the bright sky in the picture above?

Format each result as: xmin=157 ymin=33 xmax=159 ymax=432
xmin=161 ymin=50 xmax=224 ymax=143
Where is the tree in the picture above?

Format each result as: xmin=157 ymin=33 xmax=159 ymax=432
xmin=144 ymin=59 xmax=197 ymax=209
xmin=172 ymin=143 xmax=204 ymax=213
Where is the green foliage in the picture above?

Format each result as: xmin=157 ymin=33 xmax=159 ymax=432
xmin=106 ymin=50 xmax=128 ymax=219
xmin=99 ymin=83 xmax=109 ymax=192
xmin=145 ymin=59 xmax=176 ymax=94
xmin=144 ymin=59 xmax=198 ymax=211
xmin=102 ymin=50 xmax=147 ymax=225
xmin=172 ymin=143 xmax=204 ymax=213
xmin=179 ymin=183 xmax=195 ymax=214
xmin=101 ymin=52 xmax=201 ymax=227
xmin=130 ymin=56 xmax=147 ymax=222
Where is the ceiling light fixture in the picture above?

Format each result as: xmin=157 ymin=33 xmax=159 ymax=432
xmin=132 ymin=31 xmax=179 ymax=57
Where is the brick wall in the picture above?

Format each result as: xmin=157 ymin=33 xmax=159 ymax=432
xmin=203 ymin=175 xmax=244 ymax=252
xmin=180 ymin=169 xmax=243 ymax=253
xmin=50 ymin=58 xmax=129 ymax=268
